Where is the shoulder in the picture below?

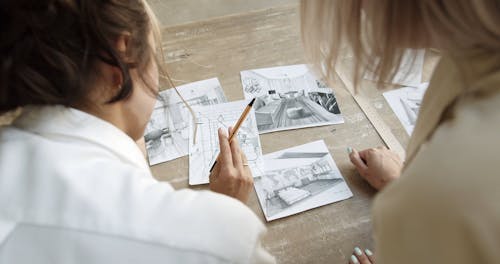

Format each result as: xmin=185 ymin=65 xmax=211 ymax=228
xmin=373 ymin=91 xmax=500 ymax=262
xmin=378 ymin=90 xmax=500 ymax=210
xmin=0 ymin=125 xmax=267 ymax=262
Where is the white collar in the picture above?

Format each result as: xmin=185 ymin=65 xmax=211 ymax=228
xmin=13 ymin=105 xmax=150 ymax=172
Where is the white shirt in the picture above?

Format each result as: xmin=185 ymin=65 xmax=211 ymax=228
xmin=0 ymin=106 xmax=274 ymax=264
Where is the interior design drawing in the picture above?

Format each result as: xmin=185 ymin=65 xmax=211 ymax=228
xmin=188 ymin=100 xmax=264 ymax=185
xmin=240 ymin=64 xmax=344 ymax=134
xmin=254 ymin=140 xmax=353 ymax=221
xmin=144 ymin=78 xmax=226 ymax=165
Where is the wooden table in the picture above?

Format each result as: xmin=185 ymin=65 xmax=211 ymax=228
xmin=152 ymin=5 xmax=439 ymax=263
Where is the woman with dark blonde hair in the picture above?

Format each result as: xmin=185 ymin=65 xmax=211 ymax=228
xmin=301 ymin=0 xmax=500 ymax=263
xmin=0 ymin=1 xmax=274 ymax=263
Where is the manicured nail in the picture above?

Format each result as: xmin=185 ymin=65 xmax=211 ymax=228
xmin=350 ymin=255 xmax=359 ymax=264
xmin=354 ymin=247 xmax=363 ymax=256
xmin=365 ymin=249 xmax=373 ymax=256
xmin=347 ymin=147 xmax=353 ymax=154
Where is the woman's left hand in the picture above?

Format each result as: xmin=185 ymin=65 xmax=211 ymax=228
xmin=349 ymin=247 xmax=375 ymax=264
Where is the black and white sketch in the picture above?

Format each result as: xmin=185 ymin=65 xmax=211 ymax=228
xmin=240 ymin=64 xmax=344 ymax=134
xmin=254 ymin=140 xmax=353 ymax=221
xmin=364 ymin=49 xmax=425 ymax=87
xmin=383 ymin=82 xmax=428 ymax=135
xmin=144 ymin=78 xmax=226 ymax=165
xmin=189 ymin=100 xmax=264 ymax=185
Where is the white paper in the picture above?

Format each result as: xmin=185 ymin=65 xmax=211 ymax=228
xmin=188 ymin=100 xmax=264 ymax=185
xmin=364 ymin=49 xmax=425 ymax=87
xmin=254 ymin=140 xmax=353 ymax=221
xmin=144 ymin=78 xmax=227 ymax=165
xmin=240 ymin=64 xmax=344 ymax=134
xmin=383 ymin=83 xmax=428 ymax=135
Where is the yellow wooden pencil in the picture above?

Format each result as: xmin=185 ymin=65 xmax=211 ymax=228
xmin=209 ymin=98 xmax=256 ymax=172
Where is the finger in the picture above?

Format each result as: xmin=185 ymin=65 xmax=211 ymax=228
xmin=241 ymin=152 xmax=248 ymax=164
xmin=357 ymin=148 xmax=372 ymax=161
xmin=230 ymin=140 xmax=243 ymax=169
xmin=353 ymin=247 xmax=372 ymax=264
xmin=228 ymin=126 xmax=243 ymax=168
xmin=240 ymin=152 xmax=253 ymax=182
xmin=349 ymin=148 xmax=368 ymax=173
xmin=349 ymin=254 xmax=360 ymax=264
xmin=364 ymin=249 xmax=375 ymax=263
xmin=217 ymin=128 xmax=232 ymax=168
xmin=209 ymin=161 xmax=221 ymax=182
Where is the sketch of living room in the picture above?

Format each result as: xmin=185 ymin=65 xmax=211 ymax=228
xmin=254 ymin=153 xmax=345 ymax=218
xmin=242 ymin=68 xmax=343 ymax=132
xmin=144 ymin=84 xmax=226 ymax=165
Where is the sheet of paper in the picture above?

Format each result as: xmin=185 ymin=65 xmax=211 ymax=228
xmin=240 ymin=64 xmax=344 ymax=134
xmin=383 ymin=83 xmax=428 ymax=135
xmin=144 ymin=78 xmax=226 ymax=165
xmin=364 ymin=49 xmax=425 ymax=87
xmin=188 ymin=100 xmax=264 ymax=185
xmin=254 ymin=140 xmax=353 ymax=221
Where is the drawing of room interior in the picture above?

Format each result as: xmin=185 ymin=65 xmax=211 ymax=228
xmin=257 ymin=156 xmax=344 ymax=213
xmin=243 ymin=70 xmax=341 ymax=130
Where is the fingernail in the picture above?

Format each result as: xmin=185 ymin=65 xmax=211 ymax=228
xmin=218 ymin=128 xmax=226 ymax=137
xmin=350 ymin=255 xmax=359 ymax=264
xmin=354 ymin=247 xmax=362 ymax=256
xmin=365 ymin=249 xmax=373 ymax=256
xmin=347 ymin=147 xmax=353 ymax=154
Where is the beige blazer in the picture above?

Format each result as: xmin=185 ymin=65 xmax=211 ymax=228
xmin=373 ymin=50 xmax=500 ymax=264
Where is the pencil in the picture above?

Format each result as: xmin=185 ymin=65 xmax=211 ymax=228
xmin=209 ymin=98 xmax=256 ymax=173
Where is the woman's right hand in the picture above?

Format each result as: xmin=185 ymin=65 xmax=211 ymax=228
xmin=209 ymin=127 xmax=253 ymax=204
xmin=348 ymin=146 xmax=403 ymax=191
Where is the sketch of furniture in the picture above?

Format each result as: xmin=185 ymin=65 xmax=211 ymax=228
xmin=278 ymin=187 xmax=310 ymax=205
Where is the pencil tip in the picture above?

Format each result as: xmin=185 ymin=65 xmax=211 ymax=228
xmin=249 ymin=98 xmax=256 ymax=106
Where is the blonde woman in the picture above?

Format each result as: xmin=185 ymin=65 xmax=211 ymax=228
xmin=0 ymin=0 xmax=274 ymax=263
xmin=301 ymin=1 xmax=500 ymax=264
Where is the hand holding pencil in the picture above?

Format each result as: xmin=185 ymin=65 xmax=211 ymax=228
xmin=209 ymin=127 xmax=253 ymax=203
xmin=208 ymin=98 xmax=255 ymax=203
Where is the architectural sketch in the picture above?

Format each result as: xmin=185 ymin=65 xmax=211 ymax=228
xmin=144 ymin=78 xmax=226 ymax=165
xmin=240 ymin=64 xmax=344 ymax=134
xmin=383 ymin=82 xmax=429 ymax=135
xmin=188 ymin=100 xmax=264 ymax=185
xmin=254 ymin=140 xmax=353 ymax=221
xmin=364 ymin=49 xmax=425 ymax=87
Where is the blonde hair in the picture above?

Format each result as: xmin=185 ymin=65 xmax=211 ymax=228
xmin=300 ymin=0 xmax=500 ymax=88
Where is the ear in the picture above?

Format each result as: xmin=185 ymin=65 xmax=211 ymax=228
xmin=115 ymin=33 xmax=130 ymax=54
xmin=111 ymin=32 xmax=131 ymax=87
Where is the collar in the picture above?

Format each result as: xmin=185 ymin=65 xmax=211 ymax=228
xmin=13 ymin=105 xmax=150 ymax=172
